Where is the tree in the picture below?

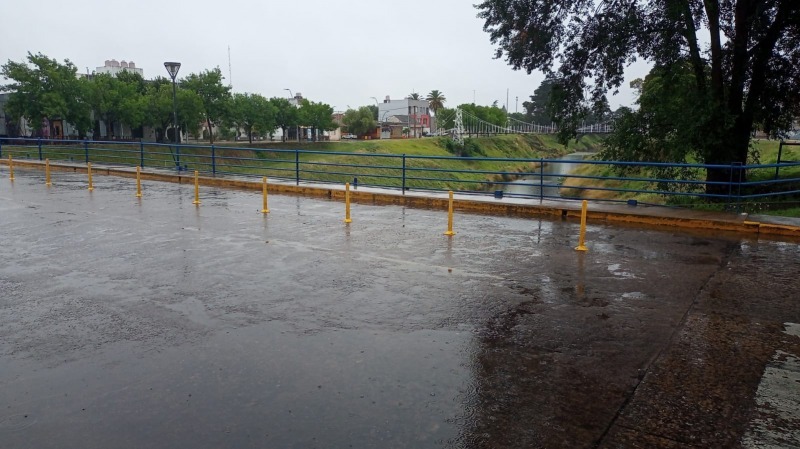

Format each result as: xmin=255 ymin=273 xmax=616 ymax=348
xmin=227 ymin=93 xmax=275 ymax=144
xmin=366 ymin=104 xmax=378 ymax=122
xmin=603 ymin=63 xmax=711 ymax=164
xmin=181 ymin=68 xmax=231 ymax=144
xmin=435 ymin=107 xmax=457 ymax=131
xmin=460 ymin=103 xmax=507 ymax=127
xmin=476 ymin=0 xmax=800 ymax=192
xmin=142 ymin=78 xmax=203 ymax=143
xmin=342 ymin=107 xmax=377 ymax=137
xmin=269 ymin=97 xmax=299 ymax=142
xmin=426 ymin=90 xmax=446 ymax=114
xmin=1 ymin=52 xmax=91 ymax=138
xmin=299 ymin=100 xmax=336 ymax=142
xmin=86 ymin=73 xmax=142 ymax=139
xmin=408 ymin=92 xmax=420 ymax=100
xmin=522 ymin=79 xmax=555 ymax=124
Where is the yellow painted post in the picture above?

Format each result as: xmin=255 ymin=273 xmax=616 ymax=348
xmin=135 ymin=166 xmax=142 ymax=198
xmin=8 ymin=155 xmax=14 ymax=181
xmin=261 ymin=177 xmax=270 ymax=214
xmin=87 ymin=162 xmax=94 ymax=191
xmin=575 ymin=200 xmax=589 ymax=252
xmin=444 ymin=191 xmax=456 ymax=236
xmin=45 ymin=159 xmax=51 ymax=186
xmin=192 ymin=170 xmax=201 ymax=205
xmin=344 ymin=182 xmax=352 ymax=223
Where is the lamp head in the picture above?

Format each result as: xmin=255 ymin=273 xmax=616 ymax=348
xmin=163 ymin=62 xmax=181 ymax=80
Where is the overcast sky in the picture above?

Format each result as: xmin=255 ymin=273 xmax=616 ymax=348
xmin=1 ymin=0 xmax=649 ymax=113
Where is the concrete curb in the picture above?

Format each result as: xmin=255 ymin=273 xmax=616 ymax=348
xmin=4 ymin=159 xmax=800 ymax=239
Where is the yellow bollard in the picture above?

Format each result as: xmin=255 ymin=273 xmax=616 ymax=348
xmin=136 ymin=166 xmax=142 ymax=198
xmin=261 ymin=177 xmax=270 ymax=214
xmin=575 ymin=200 xmax=589 ymax=252
xmin=344 ymin=182 xmax=352 ymax=223
xmin=8 ymin=155 xmax=14 ymax=181
xmin=45 ymin=159 xmax=51 ymax=186
xmin=192 ymin=170 xmax=201 ymax=205
xmin=444 ymin=191 xmax=456 ymax=236
xmin=87 ymin=162 xmax=94 ymax=191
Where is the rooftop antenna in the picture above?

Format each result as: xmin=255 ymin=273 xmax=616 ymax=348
xmin=227 ymin=45 xmax=233 ymax=89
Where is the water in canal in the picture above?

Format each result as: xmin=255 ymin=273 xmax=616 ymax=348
xmin=504 ymin=152 xmax=591 ymax=199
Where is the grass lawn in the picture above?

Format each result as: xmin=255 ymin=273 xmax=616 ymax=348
xmin=1 ymin=135 xmax=605 ymax=192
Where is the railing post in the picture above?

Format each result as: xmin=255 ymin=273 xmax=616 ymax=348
xmin=735 ymin=162 xmax=744 ymax=213
xmin=775 ymin=141 xmax=783 ymax=180
xmin=176 ymin=143 xmax=181 ymax=171
xmin=84 ymin=140 xmax=89 ymax=164
xmin=539 ymin=158 xmax=544 ymax=204
xmin=0 ymin=138 xmax=3 ymax=159
xmin=211 ymin=144 xmax=216 ymax=175
xmin=38 ymin=138 xmax=43 ymax=161
xmin=139 ymin=141 xmax=144 ymax=168
xmin=295 ymin=149 xmax=300 ymax=185
xmin=727 ymin=163 xmax=735 ymax=208
xmin=402 ymin=153 xmax=406 ymax=194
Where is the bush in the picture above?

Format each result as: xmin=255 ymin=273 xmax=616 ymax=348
xmin=440 ymin=137 xmax=485 ymax=157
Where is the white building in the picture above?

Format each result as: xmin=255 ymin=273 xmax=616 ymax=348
xmin=94 ymin=59 xmax=144 ymax=77
xmin=377 ymin=95 xmax=432 ymax=138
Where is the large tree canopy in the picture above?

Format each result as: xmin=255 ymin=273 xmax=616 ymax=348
xmin=226 ymin=93 xmax=275 ymax=144
xmin=342 ymin=107 xmax=377 ymax=137
xmin=181 ymin=68 xmax=231 ymax=143
xmin=1 ymin=52 xmax=92 ymax=137
xmin=476 ymin=0 xmax=800 ymax=173
xmin=269 ymin=97 xmax=300 ymax=142
xmin=299 ymin=100 xmax=336 ymax=142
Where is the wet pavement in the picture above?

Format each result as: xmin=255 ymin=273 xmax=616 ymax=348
xmin=1 ymin=168 xmax=798 ymax=448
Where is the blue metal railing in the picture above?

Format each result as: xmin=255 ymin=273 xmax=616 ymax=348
xmin=1 ymin=137 xmax=799 ymax=208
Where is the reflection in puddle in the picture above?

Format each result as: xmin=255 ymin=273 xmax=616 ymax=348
xmin=607 ymin=263 xmax=639 ymax=279
xmin=620 ymin=292 xmax=648 ymax=300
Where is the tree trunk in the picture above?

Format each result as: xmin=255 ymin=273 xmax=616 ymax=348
xmin=207 ymin=118 xmax=214 ymax=144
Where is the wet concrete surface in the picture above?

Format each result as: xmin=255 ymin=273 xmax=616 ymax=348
xmin=1 ymin=168 xmax=799 ymax=448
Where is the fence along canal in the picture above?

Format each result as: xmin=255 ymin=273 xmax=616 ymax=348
xmin=1 ymin=137 xmax=799 ymax=207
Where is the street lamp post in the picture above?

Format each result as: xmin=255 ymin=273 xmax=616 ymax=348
xmin=284 ymin=88 xmax=299 ymax=142
xmin=164 ymin=61 xmax=181 ymax=170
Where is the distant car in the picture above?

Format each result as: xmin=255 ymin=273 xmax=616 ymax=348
xmin=342 ymin=134 xmax=357 ymax=140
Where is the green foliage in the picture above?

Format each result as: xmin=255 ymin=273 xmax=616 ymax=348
xmin=342 ymin=107 xmax=377 ymax=137
xmin=226 ymin=93 xmax=275 ymax=144
xmin=366 ymin=104 xmax=378 ymax=121
xmin=1 ymin=52 xmax=92 ymax=137
xmin=269 ymin=97 xmax=299 ymax=142
xmin=436 ymin=107 xmax=456 ymax=130
xmin=181 ymin=68 xmax=232 ymax=143
xmin=441 ymin=137 xmax=486 ymax=157
xmin=602 ymin=63 xmax=737 ymax=165
xmin=459 ymin=103 xmax=507 ymax=126
xmin=522 ymin=79 xmax=555 ymax=124
xmin=476 ymin=0 xmax=800 ymax=168
xmin=299 ymin=100 xmax=336 ymax=141
xmin=140 ymin=79 xmax=204 ymax=143
xmin=86 ymin=73 xmax=144 ymax=138
xmin=426 ymin=90 xmax=446 ymax=113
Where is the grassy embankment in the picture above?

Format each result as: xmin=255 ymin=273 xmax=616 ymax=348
xmin=3 ymin=135 xmax=604 ymax=192
xmin=560 ymin=139 xmax=800 ymax=216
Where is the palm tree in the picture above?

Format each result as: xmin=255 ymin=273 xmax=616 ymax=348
xmin=408 ymin=92 xmax=420 ymax=100
xmin=426 ymin=90 xmax=446 ymax=114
